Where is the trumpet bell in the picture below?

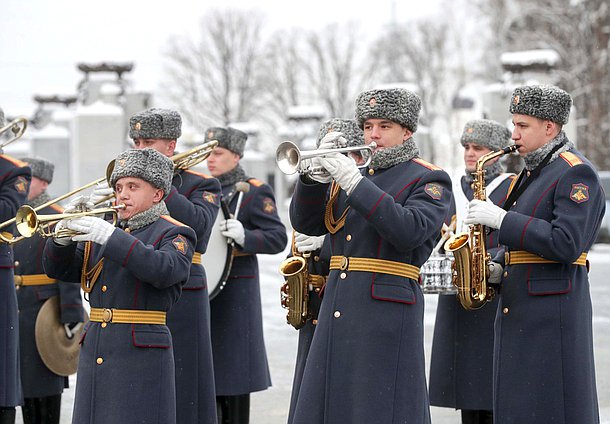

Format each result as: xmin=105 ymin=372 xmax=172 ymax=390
xmin=0 ymin=117 xmax=28 ymax=149
xmin=275 ymin=140 xmax=377 ymax=177
xmin=276 ymin=141 xmax=301 ymax=175
xmin=16 ymin=205 xmax=38 ymax=238
xmin=14 ymin=204 xmax=124 ymax=239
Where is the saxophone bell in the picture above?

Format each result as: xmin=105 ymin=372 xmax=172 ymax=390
xmin=279 ymin=254 xmax=309 ymax=330
xmin=447 ymin=145 xmax=517 ymax=310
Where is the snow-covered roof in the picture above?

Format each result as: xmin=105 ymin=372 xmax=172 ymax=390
xmin=287 ymin=105 xmax=325 ymax=120
xmin=229 ymin=121 xmax=260 ymax=134
xmin=32 ymin=123 xmax=70 ymax=139
xmin=76 ymin=100 xmax=122 ymax=116
xmin=501 ymin=49 xmax=560 ymax=69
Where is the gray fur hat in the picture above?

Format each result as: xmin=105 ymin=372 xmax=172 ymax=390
xmin=0 ymin=107 xmax=4 ymax=127
xmin=205 ymin=126 xmax=247 ymax=157
xmin=110 ymin=148 xmax=174 ymax=198
xmin=355 ymin=88 xmax=421 ymax=132
xmin=316 ymin=118 xmax=364 ymax=148
xmin=460 ymin=119 xmax=512 ymax=151
xmin=509 ymin=85 xmax=572 ymax=125
xmin=129 ymin=108 xmax=182 ymax=140
xmin=21 ymin=157 xmax=54 ymax=183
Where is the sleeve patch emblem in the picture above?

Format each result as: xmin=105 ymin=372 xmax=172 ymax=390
xmin=203 ymin=191 xmax=218 ymax=205
xmin=172 ymin=235 xmax=188 ymax=255
xmin=15 ymin=176 xmax=29 ymax=194
xmin=263 ymin=197 xmax=276 ymax=214
xmin=424 ymin=183 xmax=443 ymax=200
xmin=570 ymin=183 xmax=589 ymax=203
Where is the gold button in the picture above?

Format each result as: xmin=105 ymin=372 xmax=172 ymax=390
xmin=312 ymin=319 xmax=318 ymax=325
xmin=346 ymin=234 xmax=352 ymax=241
xmin=526 ymin=171 xmax=531 ymax=177
xmin=101 ymin=285 xmax=107 ymax=292
xmin=14 ymin=261 xmax=19 ymax=267
xmin=503 ymin=307 xmax=509 ymax=314
xmin=503 ymin=271 xmax=508 ymax=278
xmin=314 ymin=256 xmax=320 ymax=262
xmin=368 ymin=169 xmax=374 ymax=175
xmin=96 ymin=357 xmax=103 ymax=365
xmin=340 ymin=272 xmax=347 ymax=279
xmin=314 ymin=287 xmax=321 ymax=293
xmin=101 ymin=322 xmax=107 ymax=328
xmin=334 ymin=311 xmax=341 ymax=318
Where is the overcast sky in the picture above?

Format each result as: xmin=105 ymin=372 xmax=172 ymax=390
xmin=1 ymin=0 xmax=441 ymax=116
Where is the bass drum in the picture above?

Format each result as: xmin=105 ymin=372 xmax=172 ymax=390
xmin=203 ymin=205 xmax=234 ymax=300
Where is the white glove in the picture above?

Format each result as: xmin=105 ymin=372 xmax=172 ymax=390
xmin=306 ymin=133 xmax=346 ymax=184
xmin=307 ymin=156 xmax=333 ymax=184
xmin=220 ymin=218 xmax=245 ymax=247
xmin=64 ymin=322 xmax=83 ymax=339
xmin=89 ymin=181 xmax=114 ymax=206
xmin=488 ymin=262 xmax=503 ymax=285
xmin=318 ymin=131 xmax=347 ymax=149
xmin=464 ymin=199 xmax=507 ymax=230
xmin=319 ymin=153 xmax=363 ymax=195
xmin=64 ymin=195 xmax=93 ymax=214
xmin=294 ymin=232 xmax=325 ymax=253
xmin=68 ymin=216 xmax=116 ymax=245
xmin=53 ymin=219 xmax=74 ymax=246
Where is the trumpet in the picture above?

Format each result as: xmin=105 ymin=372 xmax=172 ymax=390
xmin=15 ymin=204 xmax=125 ymax=240
xmin=0 ymin=117 xmax=28 ymax=150
xmin=276 ymin=141 xmax=376 ymax=177
xmin=173 ymin=139 xmax=218 ymax=171
xmin=0 ymin=160 xmax=115 ymax=239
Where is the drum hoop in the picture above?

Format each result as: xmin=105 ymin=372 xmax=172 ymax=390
xmin=208 ymin=199 xmax=234 ymax=300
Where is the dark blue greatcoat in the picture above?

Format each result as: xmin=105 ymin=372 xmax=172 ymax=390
xmin=43 ymin=215 xmax=196 ymax=424
xmin=492 ymin=149 xmax=604 ymax=424
xmin=289 ymin=158 xmax=452 ymax=424
xmin=287 ymin=239 xmax=329 ymax=424
xmin=210 ymin=177 xmax=287 ymax=396
xmin=165 ymin=169 xmax=221 ymax=424
xmin=0 ymin=154 xmax=30 ymax=407
xmin=429 ymin=174 xmax=514 ymax=411
xmin=14 ymin=202 xmax=84 ymax=399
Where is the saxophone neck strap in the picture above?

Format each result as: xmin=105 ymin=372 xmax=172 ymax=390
xmin=502 ymin=141 xmax=565 ymax=211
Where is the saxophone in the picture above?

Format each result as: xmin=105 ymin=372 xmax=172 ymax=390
xmin=279 ymin=232 xmax=310 ymax=330
xmin=444 ymin=145 xmax=518 ymax=310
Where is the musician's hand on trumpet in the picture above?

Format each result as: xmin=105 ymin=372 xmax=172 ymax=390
xmin=89 ymin=181 xmax=114 ymax=207
xmin=53 ymin=220 xmax=74 ymax=246
xmin=63 ymin=195 xmax=94 ymax=214
xmin=67 ymin=216 xmax=116 ymax=246
xmin=318 ymin=151 xmax=363 ymax=196
xmin=307 ymin=132 xmax=349 ymax=184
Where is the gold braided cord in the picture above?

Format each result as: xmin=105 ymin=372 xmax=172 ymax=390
xmin=324 ymin=182 xmax=350 ymax=234
xmin=81 ymin=241 xmax=104 ymax=294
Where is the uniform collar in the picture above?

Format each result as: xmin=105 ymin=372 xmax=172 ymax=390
xmin=523 ymin=131 xmax=574 ymax=171
xmin=218 ymin=164 xmax=247 ymax=188
xmin=368 ymin=137 xmax=419 ymax=170
xmin=27 ymin=191 xmax=52 ymax=208
xmin=119 ymin=201 xmax=169 ymax=231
